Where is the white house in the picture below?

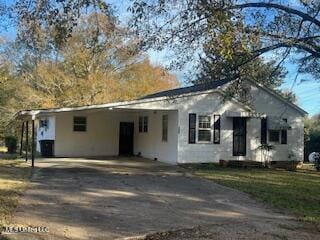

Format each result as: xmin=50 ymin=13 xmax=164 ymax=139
xmin=17 ymin=79 xmax=307 ymax=165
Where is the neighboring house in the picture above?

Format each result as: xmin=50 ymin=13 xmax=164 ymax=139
xmin=16 ymin=79 xmax=307 ymax=165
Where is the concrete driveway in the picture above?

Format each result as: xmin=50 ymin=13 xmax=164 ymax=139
xmin=5 ymin=157 xmax=318 ymax=240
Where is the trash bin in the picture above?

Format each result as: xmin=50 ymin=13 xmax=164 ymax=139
xmin=40 ymin=140 xmax=54 ymax=157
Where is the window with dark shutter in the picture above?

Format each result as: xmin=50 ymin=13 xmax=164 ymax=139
xmin=189 ymin=113 xmax=196 ymax=144
xmin=213 ymin=115 xmax=220 ymax=144
xmin=73 ymin=116 xmax=87 ymax=132
xmin=281 ymin=118 xmax=287 ymax=144
xmin=198 ymin=115 xmax=211 ymax=142
xmin=261 ymin=118 xmax=267 ymax=144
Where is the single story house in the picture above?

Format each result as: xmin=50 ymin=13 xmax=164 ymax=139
xmin=16 ymin=79 xmax=307 ymax=165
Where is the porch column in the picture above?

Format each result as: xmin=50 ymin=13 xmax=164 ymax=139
xmin=19 ymin=122 xmax=24 ymax=156
xmin=25 ymin=121 xmax=28 ymax=162
xmin=31 ymin=119 xmax=35 ymax=168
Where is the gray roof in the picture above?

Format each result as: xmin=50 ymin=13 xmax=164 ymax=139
xmin=140 ymin=79 xmax=230 ymax=99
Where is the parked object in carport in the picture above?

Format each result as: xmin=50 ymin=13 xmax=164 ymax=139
xmin=39 ymin=140 xmax=54 ymax=157
xmin=309 ymin=152 xmax=320 ymax=171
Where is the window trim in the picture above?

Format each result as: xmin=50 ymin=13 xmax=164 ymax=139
xmin=198 ymin=115 xmax=212 ymax=143
xmin=162 ymin=114 xmax=168 ymax=142
xmin=73 ymin=116 xmax=87 ymax=132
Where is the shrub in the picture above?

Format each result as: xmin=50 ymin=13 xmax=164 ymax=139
xmin=4 ymin=136 xmax=17 ymax=154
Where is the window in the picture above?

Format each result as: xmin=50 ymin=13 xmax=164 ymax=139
xmin=139 ymin=117 xmax=143 ymax=132
xmin=213 ymin=115 xmax=220 ymax=144
xmin=261 ymin=118 xmax=267 ymax=144
xmin=143 ymin=116 xmax=148 ymax=132
xmin=188 ymin=113 xmax=196 ymax=144
xmin=198 ymin=115 xmax=211 ymax=142
xmin=40 ymin=119 xmax=48 ymax=128
xmin=269 ymin=130 xmax=280 ymax=142
xmin=281 ymin=118 xmax=287 ymax=144
xmin=162 ymin=115 xmax=168 ymax=142
xmin=139 ymin=116 xmax=149 ymax=133
xmin=73 ymin=117 xmax=87 ymax=132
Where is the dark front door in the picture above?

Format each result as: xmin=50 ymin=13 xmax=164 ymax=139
xmin=233 ymin=117 xmax=247 ymax=156
xmin=119 ymin=122 xmax=134 ymax=155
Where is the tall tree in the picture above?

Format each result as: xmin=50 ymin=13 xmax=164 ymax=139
xmin=129 ymin=0 xmax=320 ymax=82
xmin=0 ymin=4 xmax=180 ymax=138
xmin=16 ymin=13 xmax=179 ymax=108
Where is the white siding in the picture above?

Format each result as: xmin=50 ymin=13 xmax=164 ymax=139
xmin=54 ymin=110 xmax=178 ymax=164
xmin=134 ymin=110 xmax=178 ymax=164
xmin=40 ymin=81 xmax=305 ymax=164
xmin=249 ymin=83 xmax=304 ymax=162
xmin=55 ymin=111 xmax=136 ymax=157
xmin=122 ymin=88 xmax=305 ymax=163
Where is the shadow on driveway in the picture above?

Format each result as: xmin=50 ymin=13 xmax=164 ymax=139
xmin=4 ymin=157 xmax=318 ymax=240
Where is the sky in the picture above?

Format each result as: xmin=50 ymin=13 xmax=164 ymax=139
xmin=1 ymin=0 xmax=319 ymax=116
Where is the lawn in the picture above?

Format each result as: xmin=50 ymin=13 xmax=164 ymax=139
xmin=193 ymin=164 xmax=320 ymax=225
xmin=0 ymin=159 xmax=31 ymax=228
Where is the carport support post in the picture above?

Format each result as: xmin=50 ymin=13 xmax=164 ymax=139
xmin=31 ymin=119 xmax=35 ymax=168
xmin=25 ymin=121 xmax=29 ymax=162
xmin=19 ymin=122 xmax=24 ymax=156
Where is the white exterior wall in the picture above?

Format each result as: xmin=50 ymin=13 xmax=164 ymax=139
xmin=36 ymin=116 xmax=56 ymax=152
xmin=249 ymin=84 xmax=304 ymax=162
xmin=134 ymin=110 xmax=178 ymax=164
xmin=55 ymin=111 xmax=136 ymax=157
xmin=121 ymin=87 xmax=305 ymax=163
xmin=38 ymin=82 xmax=304 ymax=164
xmin=54 ymin=110 xmax=178 ymax=164
xmin=119 ymin=92 xmax=249 ymax=163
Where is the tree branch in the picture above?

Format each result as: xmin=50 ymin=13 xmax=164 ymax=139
xmin=229 ymin=2 xmax=320 ymax=28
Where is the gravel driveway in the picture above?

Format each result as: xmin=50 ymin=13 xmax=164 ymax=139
xmin=4 ymin=157 xmax=318 ymax=240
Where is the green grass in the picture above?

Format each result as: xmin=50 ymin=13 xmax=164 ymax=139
xmin=0 ymin=159 xmax=31 ymax=228
xmin=193 ymin=164 xmax=320 ymax=225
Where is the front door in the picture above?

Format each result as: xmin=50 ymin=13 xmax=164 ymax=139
xmin=119 ymin=122 xmax=134 ymax=155
xmin=233 ymin=117 xmax=247 ymax=156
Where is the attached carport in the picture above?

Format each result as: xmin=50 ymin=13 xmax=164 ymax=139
xmin=15 ymin=103 xmax=179 ymax=167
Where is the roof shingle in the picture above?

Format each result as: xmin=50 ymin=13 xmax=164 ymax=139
xmin=140 ymin=79 xmax=230 ymax=99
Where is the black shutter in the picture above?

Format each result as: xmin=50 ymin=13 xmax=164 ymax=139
xmin=189 ymin=113 xmax=196 ymax=144
xmin=261 ymin=118 xmax=267 ymax=144
xmin=213 ymin=115 xmax=220 ymax=144
xmin=281 ymin=119 xmax=287 ymax=144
